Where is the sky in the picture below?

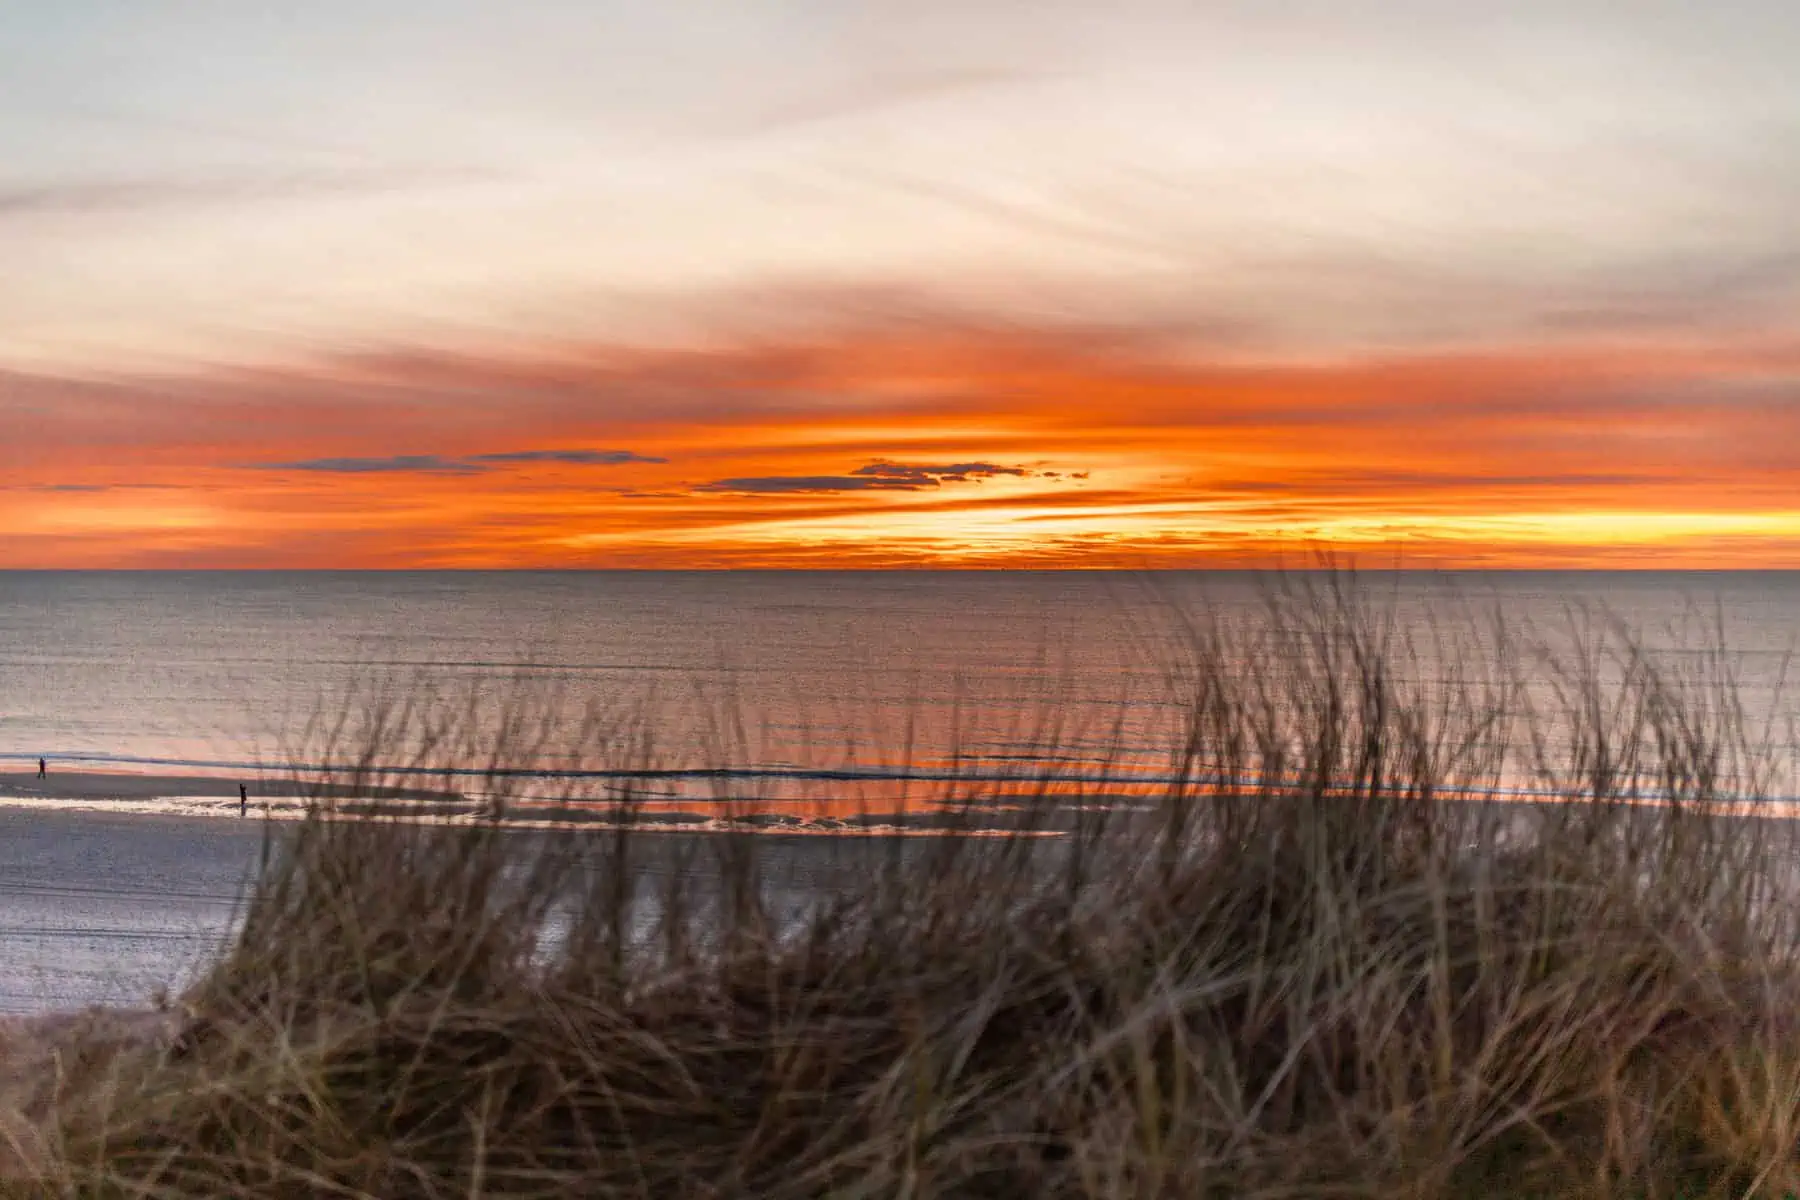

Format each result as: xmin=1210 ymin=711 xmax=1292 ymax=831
xmin=3 ymin=0 xmax=1799 ymax=567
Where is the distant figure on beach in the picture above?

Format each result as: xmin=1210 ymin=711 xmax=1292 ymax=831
xmin=240 ymin=783 xmax=248 ymax=817
xmin=37 ymin=757 xmax=45 ymax=780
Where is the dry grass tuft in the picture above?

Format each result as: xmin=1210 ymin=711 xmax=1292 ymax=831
xmin=21 ymin=572 xmax=1800 ymax=1197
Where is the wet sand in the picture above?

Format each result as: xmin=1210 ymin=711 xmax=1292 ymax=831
xmin=8 ymin=769 xmax=1789 ymax=1017
xmin=0 ymin=770 xmax=465 ymax=806
xmin=0 ymin=807 xmax=264 ymax=1012
xmin=0 ymin=793 xmax=1012 ymax=1014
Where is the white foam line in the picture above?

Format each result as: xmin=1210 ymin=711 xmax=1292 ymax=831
xmin=0 ymin=793 xmax=1056 ymax=837
xmin=0 ymin=793 xmax=323 ymax=821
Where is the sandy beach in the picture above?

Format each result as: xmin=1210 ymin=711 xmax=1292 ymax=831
xmin=0 ymin=783 xmax=1005 ymax=1017
xmin=0 ymin=769 xmax=466 ymax=808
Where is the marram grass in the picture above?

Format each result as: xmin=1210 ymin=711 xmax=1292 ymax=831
xmin=12 ymin=574 xmax=1800 ymax=1198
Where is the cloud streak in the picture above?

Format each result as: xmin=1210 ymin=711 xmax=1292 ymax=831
xmin=715 ymin=65 xmax=1054 ymax=139
xmin=0 ymin=166 xmax=505 ymax=218
xmin=696 ymin=461 xmax=1032 ymax=494
xmin=468 ymin=449 xmax=666 ymax=466
xmin=251 ymin=454 xmax=483 ymax=476
xmin=250 ymin=449 xmax=665 ymax=476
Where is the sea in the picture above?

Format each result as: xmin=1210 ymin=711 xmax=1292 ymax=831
xmin=0 ymin=569 xmax=1796 ymax=1011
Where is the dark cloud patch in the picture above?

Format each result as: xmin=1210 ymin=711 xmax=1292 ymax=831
xmin=853 ymin=461 xmax=1027 ymax=483
xmin=248 ymin=449 xmax=665 ymax=475
xmin=697 ymin=475 xmax=920 ymax=494
xmin=698 ymin=460 xmax=1034 ymax=494
xmin=253 ymin=455 xmax=483 ymax=476
xmin=468 ymin=449 xmax=667 ymax=466
xmin=16 ymin=482 xmax=193 ymax=494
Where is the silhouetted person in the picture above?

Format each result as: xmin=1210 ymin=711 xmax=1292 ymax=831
xmin=37 ymin=757 xmax=45 ymax=780
xmin=240 ymin=783 xmax=248 ymax=817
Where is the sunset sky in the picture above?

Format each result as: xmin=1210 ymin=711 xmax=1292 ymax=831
xmin=4 ymin=1 xmax=1800 ymax=567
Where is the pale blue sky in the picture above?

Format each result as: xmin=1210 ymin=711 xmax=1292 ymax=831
xmin=4 ymin=0 xmax=1799 ymax=369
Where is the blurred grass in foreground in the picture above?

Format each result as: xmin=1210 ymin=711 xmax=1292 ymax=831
xmin=12 ymin=570 xmax=1800 ymax=1198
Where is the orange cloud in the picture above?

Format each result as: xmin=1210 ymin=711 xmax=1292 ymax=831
xmin=4 ymin=324 xmax=1800 ymax=567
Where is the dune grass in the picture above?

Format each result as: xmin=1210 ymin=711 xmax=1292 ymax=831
xmin=16 ymin=572 xmax=1800 ymax=1197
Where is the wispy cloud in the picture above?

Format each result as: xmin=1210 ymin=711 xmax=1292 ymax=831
xmin=715 ymin=66 xmax=1054 ymax=139
xmin=854 ymin=462 xmax=1027 ymax=483
xmin=468 ymin=449 xmax=666 ymax=466
xmin=0 ymin=165 xmax=504 ymax=218
xmin=697 ymin=461 xmax=1032 ymax=494
xmin=12 ymin=483 xmax=186 ymax=494
xmin=251 ymin=454 xmax=483 ymax=476
xmin=247 ymin=448 xmax=665 ymax=476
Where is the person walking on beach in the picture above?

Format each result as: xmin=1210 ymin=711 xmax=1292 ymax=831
xmin=240 ymin=783 xmax=248 ymax=817
xmin=37 ymin=757 xmax=45 ymax=780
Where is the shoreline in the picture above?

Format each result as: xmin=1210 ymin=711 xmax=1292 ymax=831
xmin=0 ymin=770 xmax=464 ymax=805
xmin=0 ymin=769 xmax=1052 ymax=836
xmin=8 ymin=767 xmax=1800 ymax=826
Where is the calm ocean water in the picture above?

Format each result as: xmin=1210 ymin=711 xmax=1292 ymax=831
xmin=0 ymin=570 xmax=1796 ymax=1010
